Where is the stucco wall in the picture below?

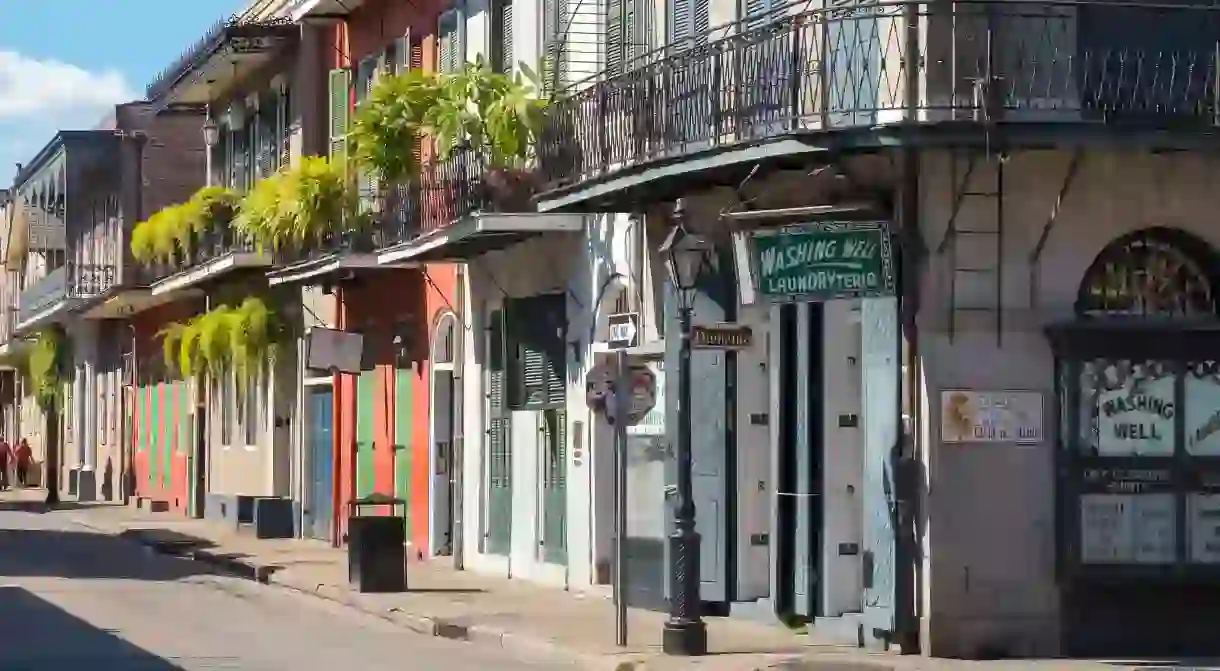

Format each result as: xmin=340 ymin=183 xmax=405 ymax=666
xmin=915 ymin=149 xmax=1220 ymax=657
xmin=460 ymin=215 xmax=642 ymax=590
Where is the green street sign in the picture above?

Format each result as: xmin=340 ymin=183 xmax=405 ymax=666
xmin=747 ymin=221 xmax=895 ymax=302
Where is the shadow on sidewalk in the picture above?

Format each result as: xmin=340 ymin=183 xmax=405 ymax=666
xmin=0 ymin=586 xmax=188 ymax=669
xmin=0 ymin=500 xmax=124 ymax=514
xmin=0 ymin=527 xmax=221 ymax=582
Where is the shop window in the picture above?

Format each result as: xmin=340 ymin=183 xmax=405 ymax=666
xmin=1051 ymin=227 xmax=1220 ymax=572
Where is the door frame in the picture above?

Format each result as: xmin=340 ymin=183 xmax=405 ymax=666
xmin=429 ymin=312 xmax=459 ymax=558
xmin=303 ymin=378 xmax=334 ymax=541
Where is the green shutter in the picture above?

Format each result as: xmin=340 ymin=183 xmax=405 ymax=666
xmin=356 ymin=371 xmax=376 ymax=498
xmin=327 ymin=69 xmax=350 ymax=161
xmin=486 ymin=310 xmax=512 ymax=555
xmin=394 ymin=367 xmax=413 ymax=538
xmin=541 ymin=408 xmax=567 ymax=565
xmin=506 ymin=294 xmax=566 ymax=410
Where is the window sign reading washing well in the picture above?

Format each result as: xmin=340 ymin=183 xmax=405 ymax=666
xmin=745 ymin=222 xmax=896 ymax=302
xmin=1093 ymin=362 xmax=1176 ymax=457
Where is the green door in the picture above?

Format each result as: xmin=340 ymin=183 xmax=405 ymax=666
xmin=394 ymin=368 xmax=413 ymax=537
xmin=485 ymin=310 xmax=512 ymax=555
xmin=541 ymin=408 xmax=567 ymax=565
xmin=356 ymin=371 xmax=376 ymax=498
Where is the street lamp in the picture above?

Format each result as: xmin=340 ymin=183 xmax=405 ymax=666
xmin=201 ymin=113 xmax=219 ymax=149
xmin=202 ymin=104 xmax=219 ymax=188
xmin=657 ymin=198 xmax=712 ymax=656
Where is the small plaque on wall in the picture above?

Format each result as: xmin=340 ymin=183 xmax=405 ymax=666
xmin=941 ymin=390 xmax=1043 ymax=445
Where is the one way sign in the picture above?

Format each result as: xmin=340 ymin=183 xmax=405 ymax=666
xmin=607 ymin=312 xmax=639 ymax=350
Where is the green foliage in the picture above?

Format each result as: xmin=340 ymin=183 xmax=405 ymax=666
xmin=130 ymin=186 xmax=239 ymax=264
xmin=349 ymin=57 xmax=547 ymax=181
xmin=27 ymin=328 xmax=66 ymax=412
xmin=233 ymin=157 xmax=356 ymax=252
xmin=349 ymin=69 xmax=438 ymax=183
xmin=159 ymin=296 xmax=284 ymax=380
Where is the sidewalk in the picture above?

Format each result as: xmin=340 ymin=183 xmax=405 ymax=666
xmin=8 ymin=494 xmax=1188 ymax=671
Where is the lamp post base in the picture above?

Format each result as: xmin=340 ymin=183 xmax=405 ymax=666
xmin=662 ymin=619 xmax=708 ymax=656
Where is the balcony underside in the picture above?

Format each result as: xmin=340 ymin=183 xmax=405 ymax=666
xmin=536 ymin=122 xmax=1220 ymax=213
xmin=151 ymin=251 xmax=271 ymax=297
xmin=376 ymin=212 xmax=585 ymax=265
xmin=536 ymin=0 xmax=1220 ymax=212
xmin=147 ymin=21 xmax=298 ymax=106
xmin=266 ymin=252 xmax=388 ymax=286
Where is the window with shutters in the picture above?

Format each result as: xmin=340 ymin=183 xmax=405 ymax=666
xmin=505 ymin=294 xmax=567 ymax=410
xmin=256 ymin=92 xmax=278 ymax=177
xmin=327 ymin=68 xmax=351 ymax=162
xmin=540 ymin=0 xmax=569 ymax=94
xmin=438 ymin=11 xmax=462 ymax=73
xmin=666 ymin=0 xmax=709 ymax=51
xmin=605 ymin=0 xmax=652 ymax=77
xmin=354 ymin=56 xmax=379 ymax=208
xmin=490 ymin=0 xmax=514 ymax=74
xmin=278 ymin=84 xmax=292 ymax=167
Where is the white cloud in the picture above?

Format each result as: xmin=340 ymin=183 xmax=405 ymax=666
xmin=0 ymin=50 xmax=136 ymax=183
xmin=0 ymin=50 xmax=134 ymax=123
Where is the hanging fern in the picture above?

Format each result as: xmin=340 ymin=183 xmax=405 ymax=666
xmin=27 ymin=328 xmax=66 ymax=412
xmin=131 ymin=186 xmax=239 ymax=264
xmin=234 ymin=158 xmax=354 ymax=253
xmin=160 ymin=296 xmax=284 ymax=380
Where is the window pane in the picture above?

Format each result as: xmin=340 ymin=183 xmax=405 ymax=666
xmin=1078 ymin=359 xmax=1176 ymax=456
xmin=1188 ymin=492 xmax=1220 ymax=563
xmin=1080 ymin=492 xmax=1176 ymax=564
xmin=1186 ymin=361 xmax=1220 ymax=455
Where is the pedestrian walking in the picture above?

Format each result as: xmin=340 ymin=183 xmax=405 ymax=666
xmin=0 ymin=439 xmax=10 ymax=491
xmin=15 ymin=439 xmax=31 ymax=488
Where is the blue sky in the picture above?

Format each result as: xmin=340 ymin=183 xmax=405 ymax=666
xmin=0 ymin=0 xmax=244 ymax=183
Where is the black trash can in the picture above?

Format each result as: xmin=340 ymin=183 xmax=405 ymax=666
xmin=347 ymin=493 xmax=408 ymax=593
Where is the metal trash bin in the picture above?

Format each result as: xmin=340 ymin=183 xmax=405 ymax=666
xmin=347 ymin=493 xmax=407 ymax=593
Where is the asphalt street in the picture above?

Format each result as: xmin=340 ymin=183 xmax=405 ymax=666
xmin=0 ymin=502 xmax=575 ymax=670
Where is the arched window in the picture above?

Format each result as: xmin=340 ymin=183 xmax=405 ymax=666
xmin=1075 ymin=227 xmax=1219 ymax=319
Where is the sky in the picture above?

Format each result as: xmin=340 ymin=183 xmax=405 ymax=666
xmin=0 ymin=0 xmax=245 ymax=184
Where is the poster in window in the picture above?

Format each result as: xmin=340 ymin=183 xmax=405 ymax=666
xmin=1186 ymin=362 xmax=1220 ymax=455
xmin=1094 ymin=362 xmax=1176 ymax=456
xmin=1080 ymin=493 xmax=1176 ymax=564
xmin=1189 ymin=493 xmax=1220 ymax=563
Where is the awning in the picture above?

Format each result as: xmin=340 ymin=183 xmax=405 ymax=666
xmin=151 ymin=250 xmax=270 ymax=297
xmin=267 ymin=252 xmax=389 ymax=286
xmin=289 ymin=0 xmax=367 ymax=20
xmin=376 ymin=212 xmax=585 ymax=266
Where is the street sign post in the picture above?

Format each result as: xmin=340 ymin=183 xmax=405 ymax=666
xmin=607 ymin=312 xmax=640 ymax=350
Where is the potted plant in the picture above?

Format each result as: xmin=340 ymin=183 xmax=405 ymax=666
xmin=233 ymin=158 xmax=356 ymax=255
xmin=160 ymin=296 xmax=284 ymax=384
xmin=350 ymin=57 xmax=549 ymax=216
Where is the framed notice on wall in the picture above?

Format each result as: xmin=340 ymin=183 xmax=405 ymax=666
xmin=1080 ymin=493 xmax=1176 ymax=564
xmin=941 ymin=390 xmax=1043 ymax=445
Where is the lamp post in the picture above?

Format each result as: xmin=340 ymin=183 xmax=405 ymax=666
xmin=201 ymin=106 xmax=219 ymax=188
xmin=658 ymin=198 xmax=713 ymax=656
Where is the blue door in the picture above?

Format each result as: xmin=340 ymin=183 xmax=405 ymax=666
xmin=306 ymin=386 xmax=334 ymax=541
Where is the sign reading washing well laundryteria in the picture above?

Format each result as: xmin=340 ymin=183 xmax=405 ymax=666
xmin=744 ymin=221 xmax=896 ymax=303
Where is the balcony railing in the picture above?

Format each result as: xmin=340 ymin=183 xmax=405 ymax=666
xmin=146 ymin=227 xmax=260 ymax=284
xmin=538 ymin=0 xmax=1220 ymax=193
xmin=17 ymin=265 xmax=68 ymax=323
xmin=278 ymin=145 xmax=511 ymax=259
xmin=68 ymin=263 xmax=118 ymax=299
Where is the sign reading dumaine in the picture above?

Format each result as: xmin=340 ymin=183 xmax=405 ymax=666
xmin=747 ymin=222 xmax=896 ymax=302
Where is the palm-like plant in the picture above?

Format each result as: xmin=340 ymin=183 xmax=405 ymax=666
xmin=348 ymin=57 xmax=548 ymax=212
xmin=26 ymin=328 xmax=66 ymax=412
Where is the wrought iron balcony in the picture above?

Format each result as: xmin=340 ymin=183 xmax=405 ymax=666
xmin=146 ymin=15 xmax=297 ymax=105
xmin=17 ymin=265 xmax=67 ymax=324
xmin=67 ymin=263 xmax=118 ymax=299
xmin=377 ymin=145 xmax=532 ymax=249
xmin=146 ymin=227 xmax=261 ymax=284
xmin=538 ymin=0 xmax=1220 ymax=194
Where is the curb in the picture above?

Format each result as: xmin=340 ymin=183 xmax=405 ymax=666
xmin=66 ymin=515 xmax=854 ymax=671
xmin=67 ymin=515 xmax=650 ymax=670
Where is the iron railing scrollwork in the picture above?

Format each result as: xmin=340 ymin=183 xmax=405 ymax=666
xmin=537 ymin=0 xmax=1220 ymax=192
